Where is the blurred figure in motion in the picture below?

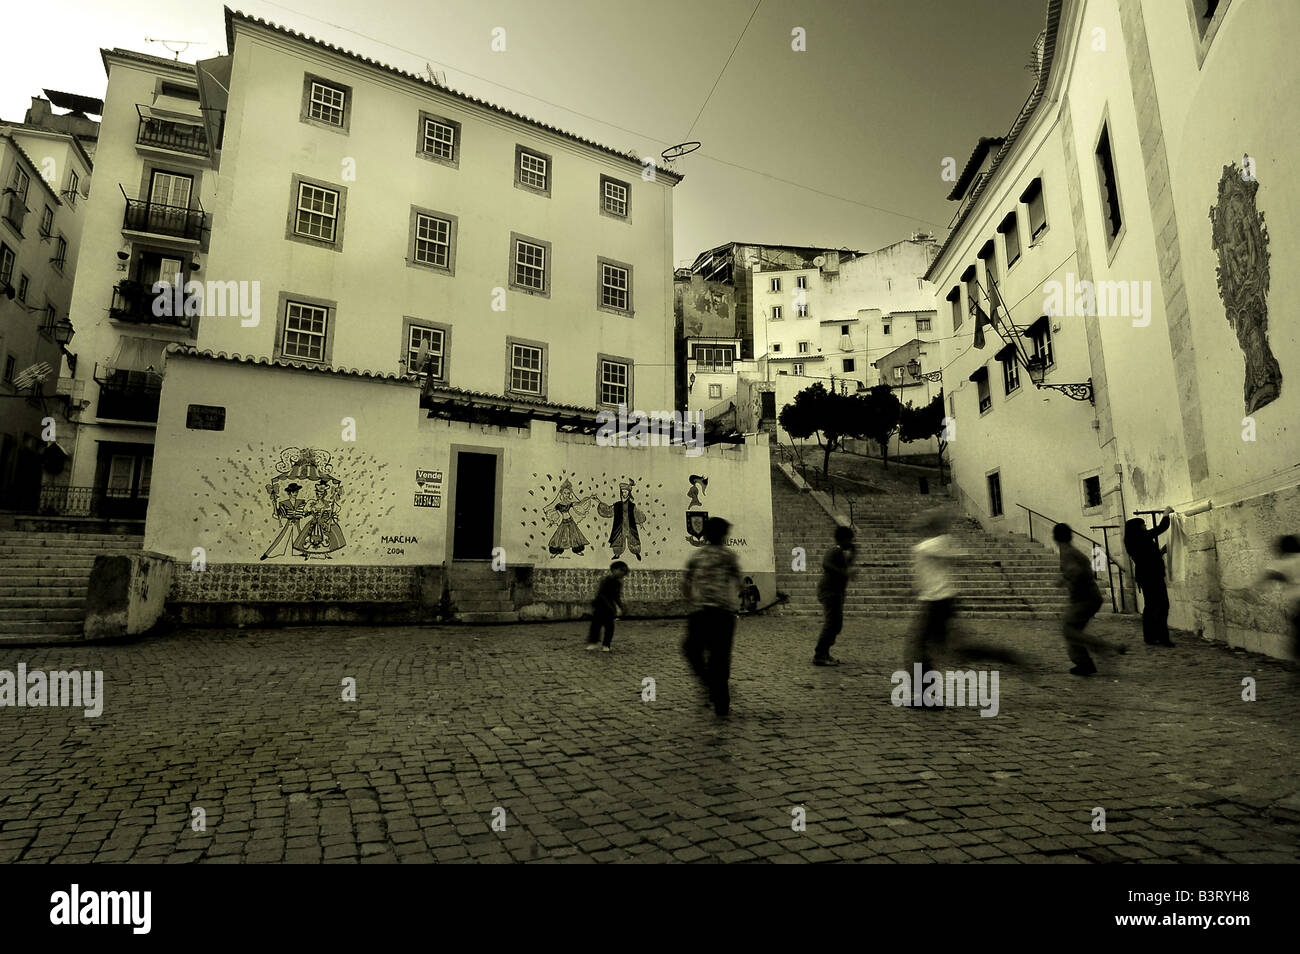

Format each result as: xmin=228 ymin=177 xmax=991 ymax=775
xmin=1256 ymin=534 xmax=1300 ymax=662
xmin=1054 ymin=523 xmax=1127 ymax=676
xmin=682 ymin=517 xmax=742 ymax=719
xmin=814 ymin=525 xmax=857 ymax=666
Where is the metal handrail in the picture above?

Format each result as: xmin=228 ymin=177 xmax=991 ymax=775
xmin=1015 ymin=502 xmax=1128 ymax=613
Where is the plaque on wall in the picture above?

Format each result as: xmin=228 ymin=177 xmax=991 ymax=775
xmin=186 ymin=404 xmax=227 ymax=430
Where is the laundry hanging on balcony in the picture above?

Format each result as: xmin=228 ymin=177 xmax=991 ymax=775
xmin=105 ymin=336 xmax=171 ymax=378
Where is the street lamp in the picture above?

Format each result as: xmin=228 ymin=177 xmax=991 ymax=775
xmin=905 ymin=357 xmax=942 ymax=383
xmin=53 ymin=317 xmax=75 ymax=346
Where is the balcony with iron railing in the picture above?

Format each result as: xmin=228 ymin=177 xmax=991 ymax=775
xmin=109 ymin=280 xmax=193 ymax=329
xmin=120 ymin=187 xmax=206 ymax=242
xmin=95 ymin=370 xmax=162 ymax=423
xmin=136 ymin=107 xmax=208 ymax=157
xmin=1 ymin=190 xmax=26 ymax=235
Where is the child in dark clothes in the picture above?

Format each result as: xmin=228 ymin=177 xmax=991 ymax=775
xmin=586 ymin=561 xmax=629 ymax=652
xmin=739 ymin=576 xmax=761 ymax=614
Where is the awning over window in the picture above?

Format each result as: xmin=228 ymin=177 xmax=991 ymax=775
xmin=968 ymin=365 xmax=989 ymax=383
xmin=136 ymin=103 xmax=203 ymax=125
xmin=996 ymin=343 xmax=1018 ymax=363
xmin=1021 ymin=314 xmax=1051 ymax=338
xmin=108 ymin=336 xmax=170 ymax=375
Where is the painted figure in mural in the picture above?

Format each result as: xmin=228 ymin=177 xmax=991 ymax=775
xmin=686 ymin=510 xmax=708 ymax=547
xmin=687 ymin=474 xmax=708 ymax=509
xmin=543 ymin=479 xmax=594 ymax=555
xmin=260 ymin=482 xmax=308 ymax=561
xmin=1210 ymin=163 xmax=1281 ymax=413
xmin=1124 ymin=508 xmax=1175 ymax=647
xmin=597 ymin=482 xmax=644 ymax=561
xmin=294 ymin=479 xmax=347 ymax=558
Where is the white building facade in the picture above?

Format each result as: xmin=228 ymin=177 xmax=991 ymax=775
xmin=929 ymin=0 xmax=1300 ymax=657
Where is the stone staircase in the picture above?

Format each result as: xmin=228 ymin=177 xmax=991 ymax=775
xmin=448 ymin=562 xmax=517 ymax=624
xmin=0 ymin=531 xmax=143 ymax=642
xmin=770 ymin=463 xmax=1107 ymax=619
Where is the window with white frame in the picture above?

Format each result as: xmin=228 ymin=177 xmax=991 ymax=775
xmin=517 ymin=148 xmax=549 ymax=192
xmin=976 ymin=373 xmax=992 ymax=413
xmin=1081 ymin=473 xmax=1103 ymax=511
xmin=1021 ymin=177 xmax=1047 ymax=240
xmin=1001 ymin=354 xmax=1020 ymax=394
xmin=1031 ymin=323 xmax=1054 ymax=368
xmin=601 ymin=176 xmax=629 ymax=218
xmin=414 ymin=213 xmax=452 ymax=268
xmin=65 ymin=170 xmax=79 ymax=204
xmin=917 ymin=317 xmax=932 ymax=332
xmin=406 ymin=324 xmax=446 ymax=379
xmin=514 ymin=238 xmax=547 ymax=292
xmin=708 ymin=383 xmax=722 ymax=399
xmin=792 ymin=362 xmax=804 ymax=375
xmin=53 ymin=235 xmax=67 ymax=270
xmin=39 ymin=206 xmax=53 ymax=237
xmin=771 ymin=305 xmax=783 ymax=320
xmin=769 ymin=277 xmax=781 ymax=292
xmin=599 ymin=359 xmax=630 ymax=407
xmin=999 ymin=210 xmax=1021 ymax=267
xmin=510 ymin=342 xmax=544 ymax=395
xmin=282 ymin=301 xmax=329 ymax=361
xmin=0 ymin=243 xmax=13 ymax=286
xmin=893 ymin=366 xmax=904 ymax=382
xmin=17 ymin=273 xmax=29 ymax=302
xmin=694 ymin=345 xmax=735 ymax=370
xmin=308 ymin=80 xmax=347 ymax=126
xmin=422 ymin=117 xmax=457 ymax=161
xmin=797 ymin=341 xmax=810 ymax=354
xmin=600 ymin=261 xmax=630 ymax=312
xmin=295 ymin=181 xmax=339 ymax=241
xmin=796 ymin=275 xmax=807 ymax=289
xmin=796 ymin=302 xmax=808 ymax=318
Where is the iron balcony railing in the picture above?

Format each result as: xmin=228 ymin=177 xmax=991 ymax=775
xmin=109 ymin=280 xmax=192 ymax=328
xmin=37 ymin=484 xmax=97 ymax=517
xmin=136 ymin=108 xmax=208 ymax=156
xmin=96 ymin=370 xmax=162 ymax=422
xmin=120 ymin=187 xmax=206 ymax=241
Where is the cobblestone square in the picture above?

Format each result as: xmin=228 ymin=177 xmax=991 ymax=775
xmin=1 ymin=614 xmax=1297 ymax=863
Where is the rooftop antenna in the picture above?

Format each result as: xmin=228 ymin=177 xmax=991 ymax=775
xmin=144 ymin=37 xmax=201 ymax=61
xmin=424 ymin=63 xmax=447 ymax=86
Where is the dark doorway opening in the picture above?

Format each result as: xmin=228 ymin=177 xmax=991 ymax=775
xmin=452 ymin=451 xmax=497 ymax=559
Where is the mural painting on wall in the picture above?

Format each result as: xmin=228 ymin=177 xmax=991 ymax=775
xmin=686 ymin=510 xmax=708 ymax=546
xmin=687 ymin=474 xmax=708 ymax=509
xmin=1210 ymin=163 xmax=1282 ymax=414
xmin=522 ymin=473 xmax=671 ymax=561
xmin=194 ymin=443 xmax=400 ymax=562
xmin=259 ymin=448 xmax=345 ymax=560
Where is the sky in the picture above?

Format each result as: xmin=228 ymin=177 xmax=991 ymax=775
xmin=0 ymin=0 xmax=1050 ymax=265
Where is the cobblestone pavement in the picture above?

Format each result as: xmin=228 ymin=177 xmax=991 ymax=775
xmin=1 ymin=613 xmax=1298 ymax=863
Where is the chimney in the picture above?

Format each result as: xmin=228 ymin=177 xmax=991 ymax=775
xmin=25 ymin=97 xmax=52 ymax=125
